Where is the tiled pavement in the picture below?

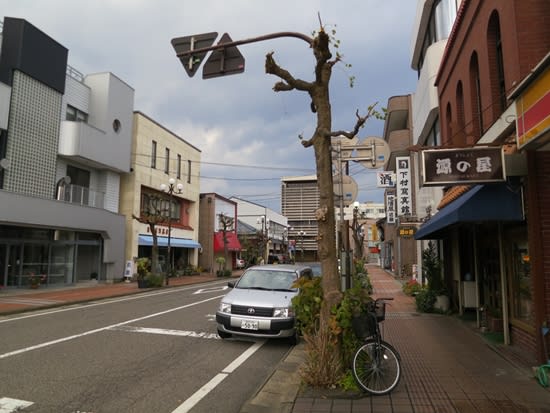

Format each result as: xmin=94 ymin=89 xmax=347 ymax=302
xmin=289 ymin=265 xmax=550 ymax=413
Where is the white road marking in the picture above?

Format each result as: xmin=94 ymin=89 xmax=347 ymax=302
xmin=0 ymin=295 xmax=224 ymax=360
xmin=193 ymin=286 xmax=228 ymax=294
xmin=110 ymin=325 xmax=220 ymax=339
xmin=0 ymin=281 xmax=229 ymax=324
xmin=171 ymin=340 xmax=266 ymax=413
xmin=0 ymin=397 xmax=33 ymax=412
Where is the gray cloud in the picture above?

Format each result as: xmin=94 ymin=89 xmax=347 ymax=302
xmin=1 ymin=0 xmax=418 ymax=211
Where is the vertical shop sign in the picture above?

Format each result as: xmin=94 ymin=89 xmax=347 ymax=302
xmin=386 ymin=192 xmax=396 ymax=224
xmin=396 ymin=156 xmax=412 ymax=216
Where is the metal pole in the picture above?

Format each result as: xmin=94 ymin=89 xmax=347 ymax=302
xmin=166 ymin=188 xmax=173 ymax=286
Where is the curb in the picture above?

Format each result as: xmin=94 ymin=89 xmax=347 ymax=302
xmin=239 ymin=343 xmax=306 ymax=413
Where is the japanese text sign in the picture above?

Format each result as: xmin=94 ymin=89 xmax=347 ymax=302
xmin=386 ymin=193 xmax=396 ymax=224
xmin=396 ymin=156 xmax=412 ymax=216
xmin=421 ymin=147 xmax=505 ymax=186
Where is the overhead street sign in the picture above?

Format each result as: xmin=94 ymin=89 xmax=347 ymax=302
xmin=171 ymin=32 xmax=218 ymax=77
xmin=333 ymin=174 xmax=358 ymax=207
xmin=202 ymin=33 xmax=245 ymax=79
xmin=355 ymin=136 xmax=390 ymax=169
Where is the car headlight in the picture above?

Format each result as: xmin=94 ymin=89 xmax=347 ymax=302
xmin=273 ymin=307 xmax=294 ymax=318
xmin=219 ymin=302 xmax=231 ymax=313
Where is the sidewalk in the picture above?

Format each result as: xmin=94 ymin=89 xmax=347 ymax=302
xmin=0 ymin=272 xmax=240 ymax=315
xmin=242 ymin=265 xmax=550 ymax=413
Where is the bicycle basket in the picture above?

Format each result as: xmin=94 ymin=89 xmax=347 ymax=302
xmin=351 ymin=312 xmax=377 ymax=339
xmin=351 ymin=301 xmax=386 ymax=340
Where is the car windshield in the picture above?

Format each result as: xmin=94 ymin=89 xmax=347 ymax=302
xmin=236 ymin=269 xmax=298 ymax=291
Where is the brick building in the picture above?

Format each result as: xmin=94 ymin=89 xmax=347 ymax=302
xmin=414 ymin=0 xmax=550 ymax=364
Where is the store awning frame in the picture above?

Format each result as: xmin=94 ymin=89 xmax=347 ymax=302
xmin=414 ymin=184 xmax=524 ymax=240
xmin=138 ymin=235 xmax=201 ymax=249
xmin=214 ymin=231 xmax=242 ymax=252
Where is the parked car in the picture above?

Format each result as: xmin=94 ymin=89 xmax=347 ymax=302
xmin=216 ymin=264 xmax=313 ymax=344
xmin=267 ymin=254 xmax=290 ymax=264
xmin=309 ymin=262 xmax=322 ymax=277
xmin=235 ymin=258 xmax=245 ymax=269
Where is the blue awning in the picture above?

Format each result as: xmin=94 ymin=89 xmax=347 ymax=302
xmin=138 ymin=235 xmax=201 ymax=249
xmin=414 ymin=184 xmax=524 ymax=240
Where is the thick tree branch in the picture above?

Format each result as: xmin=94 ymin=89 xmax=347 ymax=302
xmin=265 ymin=52 xmax=313 ymax=92
xmin=329 ymin=104 xmax=379 ymax=139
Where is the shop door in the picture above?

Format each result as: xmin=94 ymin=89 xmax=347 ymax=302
xmin=7 ymin=244 xmax=22 ymax=287
xmin=0 ymin=244 xmax=6 ymax=287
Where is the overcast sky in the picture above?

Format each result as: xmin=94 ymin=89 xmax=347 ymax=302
xmin=1 ymin=0 xmax=419 ymax=213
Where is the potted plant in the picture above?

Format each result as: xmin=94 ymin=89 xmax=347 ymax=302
xmin=421 ymin=241 xmax=449 ymax=312
xmin=28 ymin=273 xmax=45 ymax=289
xmin=136 ymin=258 xmax=151 ymax=288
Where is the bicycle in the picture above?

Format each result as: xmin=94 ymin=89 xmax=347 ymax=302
xmin=351 ymin=297 xmax=401 ymax=395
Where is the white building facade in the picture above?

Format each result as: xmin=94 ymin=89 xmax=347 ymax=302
xmin=0 ymin=17 xmax=133 ymax=286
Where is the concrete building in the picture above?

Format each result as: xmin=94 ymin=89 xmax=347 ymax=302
xmin=120 ymin=112 xmax=201 ymax=275
xmin=198 ymin=193 xmax=241 ymax=272
xmin=280 ymin=175 xmax=319 ymax=262
xmin=379 ymin=94 xmax=418 ymax=276
xmin=230 ymin=197 xmax=287 ymax=263
xmin=0 ymin=17 xmax=132 ymax=286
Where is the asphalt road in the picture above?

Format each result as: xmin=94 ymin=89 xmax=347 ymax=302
xmin=0 ymin=280 xmax=292 ymax=413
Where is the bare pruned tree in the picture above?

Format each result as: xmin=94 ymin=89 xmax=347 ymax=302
xmin=265 ymin=25 xmax=379 ymax=383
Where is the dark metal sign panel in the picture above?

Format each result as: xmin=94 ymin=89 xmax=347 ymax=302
xmin=421 ymin=147 xmax=505 ymax=186
xmin=202 ymin=33 xmax=245 ymax=79
xmin=171 ymin=32 xmax=218 ymax=77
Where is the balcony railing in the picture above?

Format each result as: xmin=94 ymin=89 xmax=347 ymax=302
xmin=57 ymin=184 xmax=105 ymax=208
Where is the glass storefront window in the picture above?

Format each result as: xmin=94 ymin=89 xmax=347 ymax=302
xmin=508 ymin=227 xmax=533 ymax=325
xmin=50 ymin=244 xmax=75 ymax=285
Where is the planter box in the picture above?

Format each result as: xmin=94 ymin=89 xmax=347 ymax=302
xmin=137 ymin=279 xmax=150 ymax=288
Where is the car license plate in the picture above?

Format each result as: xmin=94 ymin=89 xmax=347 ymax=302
xmin=241 ymin=320 xmax=259 ymax=330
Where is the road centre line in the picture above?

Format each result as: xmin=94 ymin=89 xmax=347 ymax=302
xmin=0 ymin=295 xmax=224 ymax=360
xmin=0 ymin=281 xmax=229 ymax=324
xmin=172 ymin=340 xmax=266 ymax=413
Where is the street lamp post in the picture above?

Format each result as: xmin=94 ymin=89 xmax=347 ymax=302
xmin=160 ymin=178 xmax=183 ymax=286
xmin=298 ymin=230 xmax=306 ymax=261
xmin=256 ymin=216 xmax=269 ymax=263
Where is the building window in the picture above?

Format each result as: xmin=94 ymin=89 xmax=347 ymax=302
xmin=487 ymin=11 xmax=507 ymax=116
xmin=417 ymin=0 xmax=457 ymax=72
xmin=187 ymin=160 xmax=191 ymax=184
xmin=445 ymin=103 xmax=453 ymax=144
xmin=151 ymin=140 xmax=157 ymax=168
xmin=66 ymin=105 xmax=88 ymax=122
xmin=177 ymin=154 xmax=182 ymax=179
xmin=165 ymin=147 xmax=170 ymax=174
xmin=140 ymin=192 xmax=180 ymax=222
xmin=469 ymin=52 xmax=483 ymax=138
xmin=424 ymin=118 xmax=441 ymax=147
xmin=456 ymin=81 xmax=466 ymax=145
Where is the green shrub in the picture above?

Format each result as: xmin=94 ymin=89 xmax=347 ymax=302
xmin=402 ymin=279 xmax=422 ymax=296
xmin=292 ymin=276 xmax=323 ymax=336
xmin=145 ymin=273 xmax=163 ymax=287
xmin=415 ymin=288 xmax=437 ymax=312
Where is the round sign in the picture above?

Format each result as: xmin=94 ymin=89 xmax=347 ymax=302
xmin=333 ymin=174 xmax=358 ymax=207
xmin=332 ymin=135 xmax=358 ymax=159
xmin=355 ymin=136 xmax=391 ymax=169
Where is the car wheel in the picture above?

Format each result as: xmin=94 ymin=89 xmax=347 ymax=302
xmin=288 ymin=331 xmax=299 ymax=346
xmin=217 ymin=329 xmax=232 ymax=339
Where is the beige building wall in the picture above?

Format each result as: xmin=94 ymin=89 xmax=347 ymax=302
xmin=119 ymin=111 xmax=202 ymax=269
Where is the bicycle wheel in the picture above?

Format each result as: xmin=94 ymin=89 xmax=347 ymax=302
xmin=352 ymin=339 xmax=401 ymax=395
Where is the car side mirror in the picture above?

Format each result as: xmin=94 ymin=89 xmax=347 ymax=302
xmin=227 ymin=281 xmax=235 ymax=288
